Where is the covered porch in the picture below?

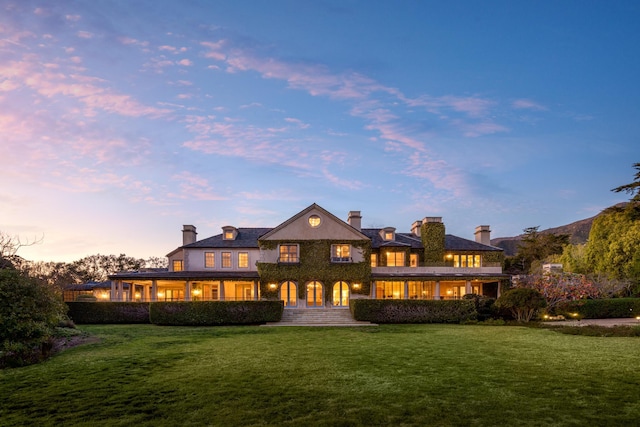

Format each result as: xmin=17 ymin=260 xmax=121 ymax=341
xmin=371 ymin=273 xmax=509 ymax=300
xmin=109 ymin=271 xmax=261 ymax=302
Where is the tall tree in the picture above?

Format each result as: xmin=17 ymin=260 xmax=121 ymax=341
xmin=515 ymin=226 xmax=569 ymax=273
xmin=612 ymin=162 xmax=640 ymax=202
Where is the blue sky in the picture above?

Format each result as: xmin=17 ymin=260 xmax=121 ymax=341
xmin=1 ymin=0 xmax=639 ymax=262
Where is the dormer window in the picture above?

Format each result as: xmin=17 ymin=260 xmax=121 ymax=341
xmin=222 ymin=226 xmax=237 ymax=240
xmin=380 ymin=227 xmax=396 ymax=241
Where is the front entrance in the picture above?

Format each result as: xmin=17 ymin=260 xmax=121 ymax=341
xmin=306 ymin=281 xmax=323 ymax=307
xmin=332 ymin=281 xmax=349 ymax=307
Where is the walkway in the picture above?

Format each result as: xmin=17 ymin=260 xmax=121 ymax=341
xmin=549 ymin=318 xmax=640 ymax=327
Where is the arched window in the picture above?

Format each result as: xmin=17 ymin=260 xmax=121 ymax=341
xmin=280 ymin=281 xmax=297 ymax=307
xmin=306 ymin=281 xmax=323 ymax=307
xmin=332 ymin=281 xmax=350 ymax=307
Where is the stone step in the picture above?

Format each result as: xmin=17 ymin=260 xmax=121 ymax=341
xmin=265 ymin=308 xmax=376 ymax=327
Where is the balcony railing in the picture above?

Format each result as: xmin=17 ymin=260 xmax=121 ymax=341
xmin=331 ymin=256 xmax=353 ymax=263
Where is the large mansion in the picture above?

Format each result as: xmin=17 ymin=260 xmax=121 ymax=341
xmin=109 ymin=204 xmax=508 ymax=308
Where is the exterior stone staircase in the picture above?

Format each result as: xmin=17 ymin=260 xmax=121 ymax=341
xmin=265 ymin=308 xmax=376 ymax=327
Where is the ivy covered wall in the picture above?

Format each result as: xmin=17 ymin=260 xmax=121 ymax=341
xmin=257 ymin=239 xmax=371 ymax=301
xmin=421 ymin=221 xmax=445 ymax=263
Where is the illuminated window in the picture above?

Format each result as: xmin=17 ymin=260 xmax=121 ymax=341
xmin=280 ymin=281 xmax=297 ymax=307
xmin=331 ymin=244 xmax=351 ymax=262
xmin=408 ymin=281 xmax=432 ymax=299
xmin=453 ymin=255 xmax=481 ymax=268
xmin=279 ymin=244 xmax=299 ymax=263
xmin=384 ymin=232 xmax=393 ymax=240
xmin=410 ymin=253 xmax=418 ymax=267
xmin=205 ymin=252 xmax=215 ymax=268
xmin=238 ymin=252 xmax=249 ymax=268
xmin=386 ymin=251 xmax=405 ymax=267
xmin=222 ymin=252 xmax=232 ymax=268
xmin=332 ymin=281 xmax=349 ymax=306
xmin=375 ymin=281 xmax=404 ymax=299
xmin=172 ymin=260 xmax=183 ymax=272
xmin=308 ymin=215 xmax=321 ymax=227
xmin=371 ymin=253 xmax=378 ymax=267
xmin=224 ymin=231 xmax=234 ymax=239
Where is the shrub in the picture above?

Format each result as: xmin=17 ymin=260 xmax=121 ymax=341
xmin=495 ymin=288 xmax=547 ymax=322
xmin=67 ymin=302 xmax=150 ymax=324
xmin=556 ymin=298 xmax=640 ymax=319
xmin=0 ymin=269 xmax=67 ymax=368
xmin=462 ymin=294 xmax=496 ymax=321
xmin=350 ymin=299 xmax=477 ymax=324
xmin=149 ymin=301 xmax=284 ymax=326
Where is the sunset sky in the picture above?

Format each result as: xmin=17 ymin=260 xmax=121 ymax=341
xmin=2 ymin=0 xmax=639 ymax=263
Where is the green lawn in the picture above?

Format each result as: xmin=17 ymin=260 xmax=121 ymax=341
xmin=1 ymin=324 xmax=639 ymax=426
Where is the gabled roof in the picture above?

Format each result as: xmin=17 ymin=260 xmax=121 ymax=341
xmin=259 ymin=203 xmax=369 ymax=241
xmin=183 ymin=228 xmax=272 ymax=249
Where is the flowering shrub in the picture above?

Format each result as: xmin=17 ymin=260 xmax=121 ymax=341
xmin=513 ymin=272 xmax=601 ymax=311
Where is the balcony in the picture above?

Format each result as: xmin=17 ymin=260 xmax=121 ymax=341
xmin=372 ymin=262 xmax=502 ymax=275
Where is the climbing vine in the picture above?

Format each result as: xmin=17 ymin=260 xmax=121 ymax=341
xmin=257 ymin=239 xmax=371 ymax=301
xmin=422 ymin=222 xmax=445 ymax=262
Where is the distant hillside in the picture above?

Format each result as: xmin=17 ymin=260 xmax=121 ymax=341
xmin=489 ymin=206 xmax=621 ymax=256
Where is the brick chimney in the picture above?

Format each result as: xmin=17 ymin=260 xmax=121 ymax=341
xmin=348 ymin=211 xmax=362 ymax=231
xmin=182 ymin=225 xmax=197 ymax=245
xmin=475 ymin=225 xmax=491 ymax=246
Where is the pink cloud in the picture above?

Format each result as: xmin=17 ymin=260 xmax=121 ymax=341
xmin=512 ymin=99 xmax=547 ymax=111
xmin=178 ymin=59 xmax=193 ymax=66
xmin=76 ymin=31 xmax=93 ymax=39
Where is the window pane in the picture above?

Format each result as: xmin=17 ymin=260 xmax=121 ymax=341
xmin=238 ymin=252 xmax=248 ymax=268
xmin=222 ymin=252 xmax=231 ymax=268
xmin=172 ymin=260 xmax=183 ymax=272
xmin=205 ymin=252 xmax=214 ymax=268
xmin=371 ymin=253 xmax=378 ymax=267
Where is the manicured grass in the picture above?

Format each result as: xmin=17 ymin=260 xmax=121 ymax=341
xmin=1 ymin=324 xmax=639 ymax=426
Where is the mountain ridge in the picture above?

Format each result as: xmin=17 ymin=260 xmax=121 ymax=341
xmin=489 ymin=205 xmax=625 ymax=256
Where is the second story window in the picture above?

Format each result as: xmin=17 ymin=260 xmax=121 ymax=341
xmin=331 ymin=244 xmax=351 ymax=262
xmin=454 ymin=254 xmax=481 ymax=268
xmin=238 ymin=252 xmax=249 ymax=268
xmin=371 ymin=253 xmax=378 ymax=267
xmin=279 ymin=244 xmax=299 ymax=263
xmin=410 ymin=253 xmax=418 ymax=267
xmin=222 ymin=252 xmax=232 ymax=268
xmin=205 ymin=252 xmax=215 ymax=268
xmin=172 ymin=260 xmax=183 ymax=272
xmin=386 ymin=251 xmax=405 ymax=267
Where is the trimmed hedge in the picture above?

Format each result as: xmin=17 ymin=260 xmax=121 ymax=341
xmin=149 ymin=301 xmax=284 ymax=326
xmin=67 ymin=302 xmax=150 ymax=324
xmin=350 ymin=299 xmax=477 ymax=324
xmin=556 ymin=298 xmax=640 ymax=319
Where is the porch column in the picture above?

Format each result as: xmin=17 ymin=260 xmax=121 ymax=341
xmin=151 ymin=280 xmax=157 ymax=302
xmin=185 ymin=281 xmax=192 ymax=301
xmin=143 ymin=284 xmax=150 ymax=302
xmin=220 ymin=280 xmax=225 ymax=301
xmin=110 ymin=280 xmax=116 ymax=300
xmin=253 ymin=280 xmax=259 ymax=300
xmin=434 ymin=280 xmax=441 ymax=300
xmin=371 ymin=281 xmax=376 ymax=298
xmin=465 ymin=280 xmax=472 ymax=295
xmin=404 ymin=281 xmax=409 ymax=300
xmin=497 ymin=280 xmax=502 ymax=298
xmin=116 ymin=280 xmax=123 ymax=301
